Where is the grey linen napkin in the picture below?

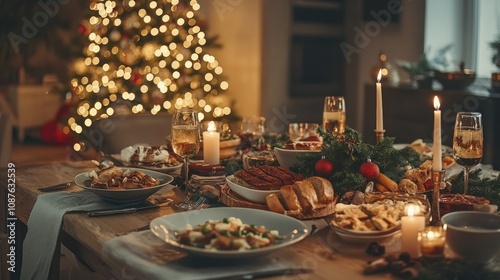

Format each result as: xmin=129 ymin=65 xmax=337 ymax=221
xmin=102 ymin=230 xmax=297 ymax=280
xmin=20 ymin=191 xmax=135 ymax=280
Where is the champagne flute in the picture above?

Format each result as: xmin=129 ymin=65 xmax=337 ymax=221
xmin=323 ymin=96 xmax=346 ymax=135
xmin=452 ymin=112 xmax=483 ymax=195
xmin=171 ymin=109 xmax=201 ymax=210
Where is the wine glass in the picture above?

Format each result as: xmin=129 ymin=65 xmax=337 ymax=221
xmin=452 ymin=112 xmax=483 ymax=195
xmin=240 ymin=116 xmax=266 ymax=147
xmin=171 ymin=109 xmax=201 ymax=210
xmin=323 ymin=96 xmax=346 ymax=135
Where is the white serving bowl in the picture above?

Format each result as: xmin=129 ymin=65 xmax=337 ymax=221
xmin=441 ymin=211 xmax=500 ymax=263
xmin=226 ymin=175 xmax=278 ymax=204
xmin=273 ymin=147 xmax=321 ymax=170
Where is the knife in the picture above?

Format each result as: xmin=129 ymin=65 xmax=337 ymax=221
xmin=215 ymin=268 xmax=313 ymax=280
xmin=87 ymin=203 xmax=167 ymax=217
xmin=39 ymin=182 xmax=73 ymax=192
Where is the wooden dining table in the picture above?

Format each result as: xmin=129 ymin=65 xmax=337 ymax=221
xmin=0 ymin=160 xmax=400 ymax=280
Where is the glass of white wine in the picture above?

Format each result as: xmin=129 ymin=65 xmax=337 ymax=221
xmin=452 ymin=112 xmax=483 ymax=195
xmin=323 ymin=96 xmax=346 ymax=135
xmin=171 ymin=109 xmax=201 ymax=211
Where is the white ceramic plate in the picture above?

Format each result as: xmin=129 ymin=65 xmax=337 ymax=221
xmin=74 ymin=168 xmax=174 ymax=203
xmin=225 ymin=175 xmax=278 ymax=204
xmin=150 ymin=207 xmax=309 ymax=259
xmin=110 ymin=154 xmax=183 ymax=172
xmin=330 ymin=222 xmax=400 ymax=236
xmin=273 ymin=147 xmax=321 ymax=170
xmin=334 ymin=228 xmax=401 ymax=244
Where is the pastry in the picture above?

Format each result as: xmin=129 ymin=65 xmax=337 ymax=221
xmin=398 ymin=179 xmax=418 ymax=195
xmin=375 ymin=173 xmax=398 ymax=192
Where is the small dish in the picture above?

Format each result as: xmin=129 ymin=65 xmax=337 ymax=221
xmin=74 ymin=168 xmax=174 ymax=203
xmin=149 ymin=207 xmax=309 ymax=259
xmin=331 ymin=222 xmax=400 ymax=236
xmin=225 ymin=175 xmax=278 ymax=204
xmin=274 ymin=147 xmax=321 ymax=170
xmin=110 ymin=154 xmax=183 ymax=173
xmin=333 ymin=228 xmax=401 ymax=244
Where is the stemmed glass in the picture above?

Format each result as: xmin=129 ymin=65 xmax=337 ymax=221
xmin=323 ymin=96 xmax=346 ymax=135
xmin=171 ymin=109 xmax=201 ymax=211
xmin=452 ymin=112 xmax=483 ymax=194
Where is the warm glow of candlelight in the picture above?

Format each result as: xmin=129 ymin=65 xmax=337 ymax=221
xmin=434 ymin=96 xmax=440 ymax=110
xmin=377 ymin=69 xmax=382 ymax=82
xmin=406 ymin=204 xmax=420 ymax=217
xmin=207 ymin=121 xmax=216 ymax=132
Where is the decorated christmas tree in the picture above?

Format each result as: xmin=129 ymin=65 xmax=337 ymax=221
xmin=66 ymin=0 xmax=232 ymax=140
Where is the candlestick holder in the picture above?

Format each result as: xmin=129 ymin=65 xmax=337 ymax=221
xmin=374 ymin=130 xmax=385 ymax=144
xmin=430 ymin=169 xmax=445 ymax=226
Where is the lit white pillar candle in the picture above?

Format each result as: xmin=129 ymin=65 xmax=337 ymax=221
xmin=433 ymin=96 xmax=442 ymax=171
xmin=203 ymin=121 xmax=220 ymax=165
xmin=376 ymin=69 xmax=384 ymax=131
xmin=401 ymin=204 xmax=426 ymax=258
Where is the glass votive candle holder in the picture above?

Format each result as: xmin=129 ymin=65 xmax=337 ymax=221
xmin=419 ymin=226 xmax=446 ymax=258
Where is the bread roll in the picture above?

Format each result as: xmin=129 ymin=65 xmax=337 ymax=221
xmin=398 ymin=178 xmax=418 ymax=195
xmin=376 ymin=173 xmax=398 ymax=192
xmin=279 ymin=185 xmax=302 ymax=211
xmin=292 ymin=181 xmax=318 ymax=212
xmin=404 ymin=168 xmax=428 ymax=185
xmin=306 ymin=176 xmax=334 ymax=204
xmin=265 ymin=193 xmax=286 ymax=214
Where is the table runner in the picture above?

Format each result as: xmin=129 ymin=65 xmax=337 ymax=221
xmin=20 ymin=191 xmax=139 ymax=280
xmin=102 ymin=219 xmax=328 ymax=280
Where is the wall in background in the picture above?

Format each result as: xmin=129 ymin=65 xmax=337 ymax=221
xmin=198 ymin=0 xmax=427 ymax=136
xmin=200 ymin=0 xmax=263 ymax=119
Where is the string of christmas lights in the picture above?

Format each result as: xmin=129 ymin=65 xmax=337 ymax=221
xmin=67 ymin=0 xmax=231 ymax=140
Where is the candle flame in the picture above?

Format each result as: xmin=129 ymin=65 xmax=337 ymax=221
xmin=377 ymin=69 xmax=382 ymax=82
xmin=427 ymin=231 xmax=435 ymax=239
xmin=433 ymin=96 xmax=440 ymax=110
xmin=207 ymin=121 xmax=216 ymax=132
xmin=406 ymin=204 xmax=420 ymax=217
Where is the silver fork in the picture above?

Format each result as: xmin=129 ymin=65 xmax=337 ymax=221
xmin=115 ymin=196 xmax=208 ymax=236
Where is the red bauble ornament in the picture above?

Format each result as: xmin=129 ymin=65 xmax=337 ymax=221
xmin=77 ymin=24 xmax=87 ymax=35
xmin=315 ymin=158 xmax=335 ymax=178
xmin=131 ymin=72 xmax=143 ymax=85
xmin=359 ymin=158 xmax=380 ymax=180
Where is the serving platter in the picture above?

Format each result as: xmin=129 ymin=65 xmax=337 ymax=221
xmin=333 ymin=228 xmax=401 ymax=244
xmin=225 ymin=175 xmax=278 ymax=204
xmin=74 ymin=168 xmax=174 ymax=203
xmin=149 ymin=207 xmax=309 ymax=259
xmin=110 ymin=154 xmax=183 ymax=173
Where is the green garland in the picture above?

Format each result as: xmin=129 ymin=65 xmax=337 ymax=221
xmin=293 ymin=127 xmax=422 ymax=196
xmin=449 ymin=169 xmax=500 ymax=206
xmin=222 ymin=127 xmax=500 ymax=206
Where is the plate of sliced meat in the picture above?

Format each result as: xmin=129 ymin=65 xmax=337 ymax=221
xmin=227 ymin=166 xmax=304 ymax=204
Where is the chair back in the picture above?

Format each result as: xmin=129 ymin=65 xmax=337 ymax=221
xmin=89 ymin=113 xmax=172 ymax=154
xmin=0 ymin=112 xmax=13 ymax=166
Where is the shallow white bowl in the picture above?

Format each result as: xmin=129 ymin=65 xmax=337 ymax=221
xmin=150 ymin=207 xmax=309 ymax=258
xmin=273 ymin=147 xmax=321 ymax=170
xmin=75 ymin=168 xmax=174 ymax=204
xmin=226 ymin=175 xmax=278 ymax=204
xmin=441 ymin=211 xmax=500 ymax=263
